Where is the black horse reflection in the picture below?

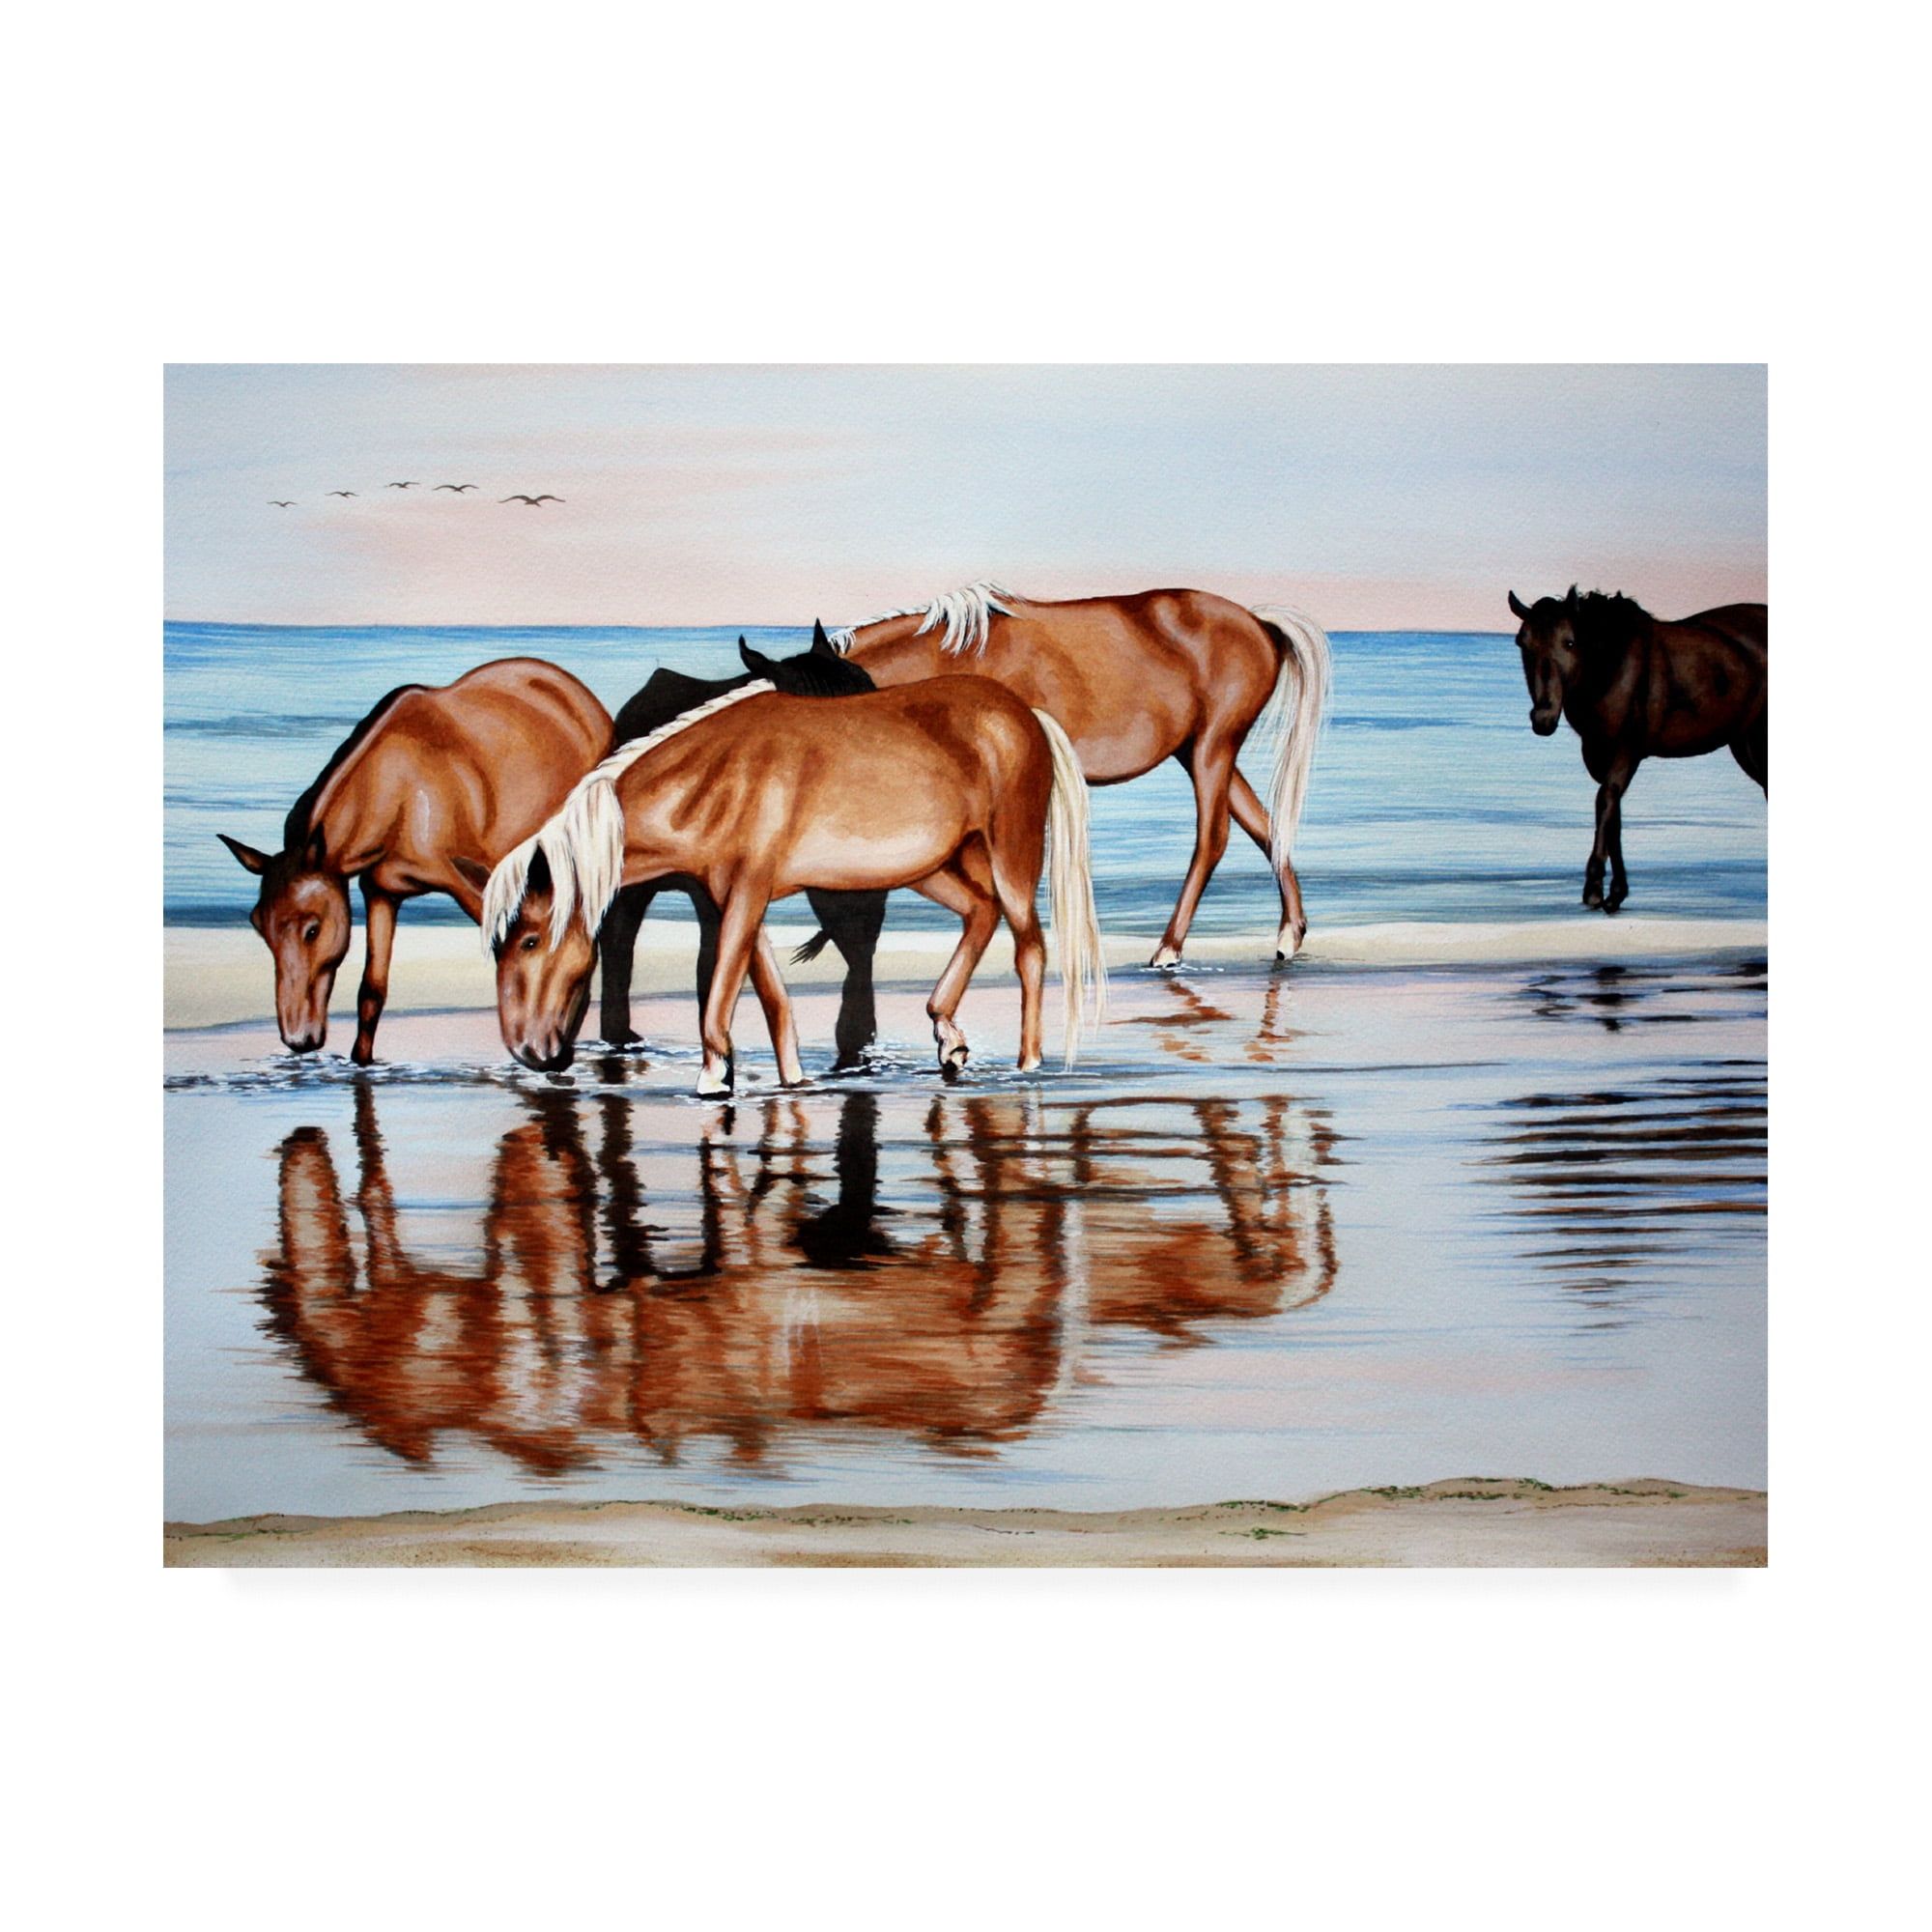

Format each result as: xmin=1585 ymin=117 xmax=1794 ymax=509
xmin=260 ymin=1082 xmax=1339 ymax=1475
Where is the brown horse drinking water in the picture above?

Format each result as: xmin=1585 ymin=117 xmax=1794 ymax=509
xmin=219 ymin=659 xmax=611 ymax=1062
xmin=1507 ymin=587 xmax=1768 ymax=913
xmin=471 ymin=676 xmax=1105 ymax=1094
xmin=829 ymin=582 xmax=1329 ymax=963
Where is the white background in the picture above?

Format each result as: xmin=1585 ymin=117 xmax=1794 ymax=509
xmin=6 ymin=3 xmax=1923 ymax=1925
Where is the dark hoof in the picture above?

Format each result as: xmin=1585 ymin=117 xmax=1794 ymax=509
xmin=829 ymin=1056 xmax=871 ymax=1076
xmin=350 ymin=1044 xmax=375 ymax=1068
xmin=600 ymin=1028 xmax=645 ymax=1049
xmin=1581 ymin=882 xmax=1604 ymax=909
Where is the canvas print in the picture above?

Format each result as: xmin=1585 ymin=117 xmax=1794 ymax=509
xmin=163 ymin=365 xmax=1767 ymax=1566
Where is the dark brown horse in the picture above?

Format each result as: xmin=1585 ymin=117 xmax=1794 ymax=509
xmin=829 ymin=582 xmax=1329 ymax=963
xmin=219 ymin=658 xmax=611 ymax=1061
xmin=1507 ymin=587 xmax=1767 ymax=912
xmin=469 ymin=676 xmax=1104 ymax=1093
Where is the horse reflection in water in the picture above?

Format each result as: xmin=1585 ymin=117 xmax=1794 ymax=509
xmin=260 ymin=1081 xmax=1338 ymax=1476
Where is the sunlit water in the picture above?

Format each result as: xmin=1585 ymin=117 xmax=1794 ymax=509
xmin=165 ymin=622 xmax=1769 ymax=935
xmin=164 ymin=959 xmax=1766 ymax=1521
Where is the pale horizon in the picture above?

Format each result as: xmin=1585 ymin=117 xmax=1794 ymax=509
xmin=165 ymin=364 xmax=1766 ymax=632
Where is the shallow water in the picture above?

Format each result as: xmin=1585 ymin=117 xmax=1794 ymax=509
xmin=165 ymin=622 xmax=1769 ymax=935
xmin=164 ymin=955 xmax=1766 ymax=1521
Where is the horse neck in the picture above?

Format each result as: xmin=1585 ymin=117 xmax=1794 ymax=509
xmin=848 ymin=616 xmax=942 ymax=685
xmin=1566 ymin=621 xmax=1650 ymax=732
xmin=304 ymin=743 xmax=395 ymax=877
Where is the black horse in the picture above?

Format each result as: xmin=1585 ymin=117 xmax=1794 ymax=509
xmin=1508 ymin=586 xmax=1767 ymax=913
xmin=597 ymin=620 xmax=888 ymax=1068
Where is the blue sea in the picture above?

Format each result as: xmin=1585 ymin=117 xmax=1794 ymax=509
xmin=163 ymin=622 xmax=1767 ymax=933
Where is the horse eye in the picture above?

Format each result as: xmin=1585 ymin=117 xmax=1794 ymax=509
xmin=304 ymin=921 xmax=321 ymax=944
xmin=521 ymin=933 xmax=541 ymax=952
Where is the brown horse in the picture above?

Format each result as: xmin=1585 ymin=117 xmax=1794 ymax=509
xmin=828 ymin=582 xmax=1330 ymax=963
xmin=218 ymin=658 xmax=611 ymax=1062
xmin=468 ymin=676 xmax=1105 ymax=1093
xmin=1507 ymin=587 xmax=1767 ymax=913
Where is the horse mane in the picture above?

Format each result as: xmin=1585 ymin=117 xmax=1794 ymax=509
xmin=830 ymin=581 xmax=1014 ymax=658
xmin=285 ymin=684 xmax=424 ymax=852
xmin=482 ymin=680 xmax=775 ymax=952
xmin=1570 ymin=589 xmax=1655 ymax=652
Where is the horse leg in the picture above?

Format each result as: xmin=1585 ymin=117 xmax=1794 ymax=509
xmin=695 ymin=887 xmax=767 ymax=1098
xmin=351 ymin=882 xmax=399 ymax=1066
xmin=1228 ymin=768 xmax=1306 ymax=962
xmin=909 ymin=852 xmax=1001 ymax=1072
xmin=689 ymin=882 xmax=723 ymax=1026
xmin=748 ymin=928 xmax=807 ymax=1088
xmin=1585 ymin=756 xmax=1637 ymax=913
xmin=809 ymin=887 xmax=886 ymax=1072
xmin=596 ymin=883 xmax=652 ymax=1046
xmin=985 ymin=836 xmax=1049 ymax=1072
xmin=1151 ymin=736 xmax=1236 ymax=968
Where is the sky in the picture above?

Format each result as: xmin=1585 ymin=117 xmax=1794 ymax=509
xmin=164 ymin=365 xmax=1766 ymax=631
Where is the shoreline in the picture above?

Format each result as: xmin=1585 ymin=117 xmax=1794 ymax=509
xmin=164 ymin=915 xmax=1767 ymax=1033
xmin=163 ymin=1478 xmax=1768 ymax=1568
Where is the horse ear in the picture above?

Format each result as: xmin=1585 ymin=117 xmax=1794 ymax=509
xmin=1507 ymin=590 xmax=1531 ymax=621
xmin=451 ymin=856 xmax=492 ymax=895
xmin=811 ymin=618 xmax=839 ymax=659
xmin=218 ymin=833 xmax=270 ymax=875
xmin=1566 ymin=584 xmax=1579 ymax=611
xmin=738 ymin=636 xmax=777 ymax=676
xmin=300 ymin=826 xmax=327 ymax=870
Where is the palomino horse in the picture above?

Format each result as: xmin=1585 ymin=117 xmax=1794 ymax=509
xmin=219 ymin=658 xmax=611 ymax=1063
xmin=470 ymin=676 xmax=1105 ymax=1093
xmin=598 ymin=625 xmax=889 ymax=1069
xmin=1507 ymin=587 xmax=1767 ymax=912
xmin=827 ymin=582 xmax=1330 ymax=964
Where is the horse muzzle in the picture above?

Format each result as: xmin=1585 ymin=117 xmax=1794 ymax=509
xmin=1530 ymin=709 xmax=1561 ymax=736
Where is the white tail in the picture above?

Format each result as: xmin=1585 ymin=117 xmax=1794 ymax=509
xmin=1031 ymin=707 xmax=1108 ymax=1067
xmin=1249 ymin=605 xmax=1332 ymax=879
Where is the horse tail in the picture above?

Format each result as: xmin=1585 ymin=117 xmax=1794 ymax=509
xmin=1030 ymin=707 xmax=1108 ymax=1068
xmin=790 ymin=928 xmax=836 ymax=966
xmin=1249 ymin=605 xmax=1332 ymax=880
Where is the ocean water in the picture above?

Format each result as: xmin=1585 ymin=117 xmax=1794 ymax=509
xmin=164 ymin=622 xmax=1768 ymax=935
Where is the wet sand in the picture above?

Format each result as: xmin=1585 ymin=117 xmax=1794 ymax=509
xmin=164 ymin=931 xmax=1766 ymax=1565
xmin=163 ymin=915 xmax=1769 ymax=1031
xmin=164 ymin=1478 xmax=1766 ymax=1567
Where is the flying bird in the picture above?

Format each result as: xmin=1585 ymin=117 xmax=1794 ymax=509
xmin=326 ymin=490 xmax=356 ymax=497
xmin=385 ymin=480 xmax=419 ymax=490
xmin=434 ymin=482 xmax=478 ymax=492
xmin=268 ymin=500 xmax=295 ymax=508
xmin=500 ymin=494 xmax=565 ymax=505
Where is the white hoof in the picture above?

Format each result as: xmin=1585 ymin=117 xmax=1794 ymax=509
xmin=1275 ymin=923 xmax=1303 ymax=963
xmin=1017 ymin=1053 xmax=1041 ymax=1073
xmin=1150 ymin=943 xmax=1182 ymax=969
xmin=695 ymin=1057 xmax=732 ymax=1097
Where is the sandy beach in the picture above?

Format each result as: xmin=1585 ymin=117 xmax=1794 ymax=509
xmin=164 ymin=914 xmax=1768 ymax=1032
xmin=164 ymin=1478 xmax=1766 ymax=1567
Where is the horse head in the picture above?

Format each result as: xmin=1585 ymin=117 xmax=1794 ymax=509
xmin=460 ymin=846 xmax=597 ymax=1073
xmin=220 ymin=827 xmax=353 ymax=1052
xmin=1506 ymin=585 xmax=1580 ymax=735
xmin=738 ymin=622 xmax=876 ymax=698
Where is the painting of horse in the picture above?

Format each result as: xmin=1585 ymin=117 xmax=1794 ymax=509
xmin=597 ymin=623 xmax=888 ymax=1069
xmin=217 ymin=658 xmax=611 ymax=1062
xmin=828 ymin=582 xmax=1329 ymax=964
xmin=471 ymin=676 xmax=1105 ymax=1094
xmin=1508 ymin=587 xmax=1767 ymax=912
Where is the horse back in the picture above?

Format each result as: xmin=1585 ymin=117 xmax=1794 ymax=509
xmin=614 ymin=667 xmax=745 ymax=746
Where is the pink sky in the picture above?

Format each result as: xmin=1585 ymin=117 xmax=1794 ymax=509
xmin=165 ymin=365 xmax=1765 ymax=630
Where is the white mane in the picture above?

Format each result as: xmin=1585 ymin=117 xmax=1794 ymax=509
xmin=829 ymin=580 xmax=1015 ymax=658
xmin=481 ymin=680 xmax=775 ymax=952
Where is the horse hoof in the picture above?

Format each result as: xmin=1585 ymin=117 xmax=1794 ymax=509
xmin=1150 ymin=944 xmax=1182 ymax=969
xmin=601 ymin=1029 xmax=644 ymax=1050
xmin=1017 ymin=1054 xmax=1042 ymax=1073
xmin=1581 ymin=885 xmax=1604 ymax=909
xmin=941 ymin=1042 xmax=970 ymax=1071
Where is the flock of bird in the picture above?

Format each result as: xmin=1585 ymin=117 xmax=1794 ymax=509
xmin=266 ymin=482 xmax=564 ymax=508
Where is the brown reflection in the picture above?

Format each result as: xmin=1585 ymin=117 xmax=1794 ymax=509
xmin=260 ymin=1079 xmax=1340 ymax=1475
